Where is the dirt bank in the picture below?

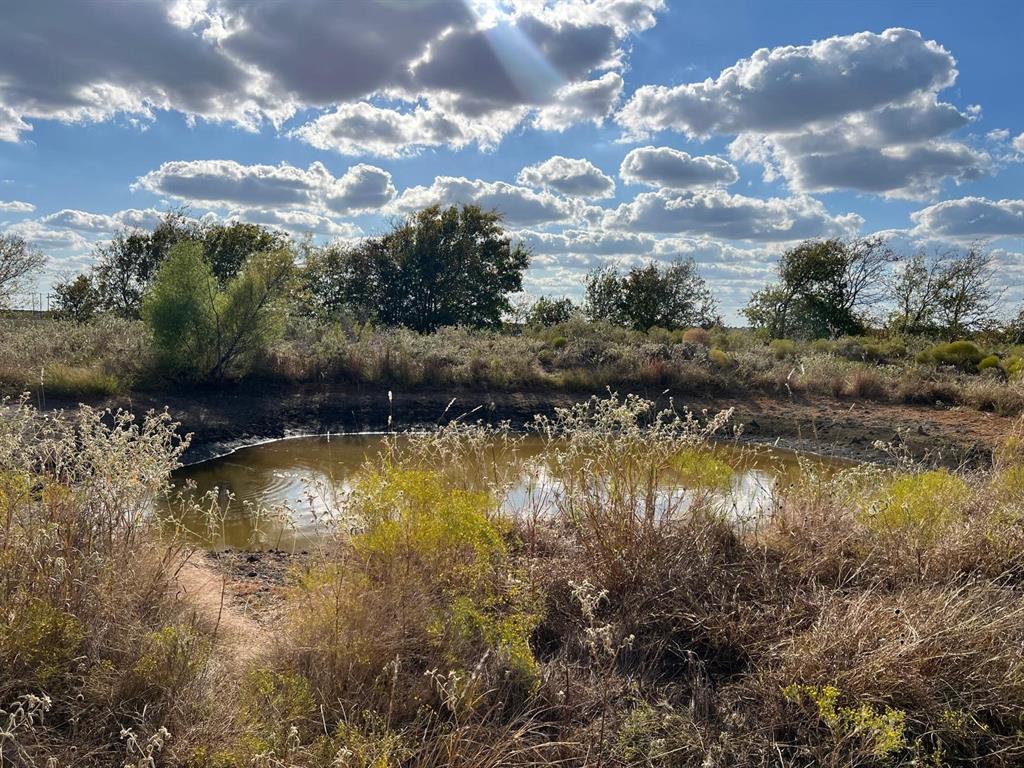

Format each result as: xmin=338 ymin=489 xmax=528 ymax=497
xmin=48 ymin=380 xmax=1017 ymax=466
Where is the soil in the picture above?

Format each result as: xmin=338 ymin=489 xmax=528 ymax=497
xmin=48 ymin=380 xmax=1019 ymax=467
xmin=192 ymin=547 xmax=313 ymax=626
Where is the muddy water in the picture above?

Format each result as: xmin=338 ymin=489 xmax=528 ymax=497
xmin=170 ymin=434 xmax=852 ymax=549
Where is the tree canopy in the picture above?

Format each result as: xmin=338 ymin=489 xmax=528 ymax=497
xmin=305 ymin=204 xmax=530 ymax=332
xmin=142 ymin=241 xmax=293 ymax=380
xmin=583 ymin=259 xmax=717 ymax=331
xmin=743 ymin=237 xmax=894 ymax=339
xmin=0 ymin=234 xmax=45 ymax=307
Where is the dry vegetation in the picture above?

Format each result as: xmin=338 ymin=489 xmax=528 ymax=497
xmin=6 ymin=393 xmax=1024 ymax=766
xmin=5 ymin=313 xmax=1024 ymax=416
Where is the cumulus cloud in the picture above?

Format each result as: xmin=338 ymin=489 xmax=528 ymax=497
xmin=0 ymin=200 xmax=34 ymax=213
xmin=619 ymin=146 xmax=738 ymax=189
xmin=4 ymin=219 xmax=91 ymax=252
xmin=0 ymin=2 xmax=261 ymax=142
xmin=224 ymin=208 xmax=361 ymax=239
xmin=617 ymin=28 xmax=987 ymax=198
xmin=133 ymin=159 xmax=397 ymax=219
xmin=325 ymin=164 xmax=396 ymax=213
xmin=0 ymin=0 xmax=663 ymax=150
xmin=604 ymin=188 xmax=862 ymax=241
xmin=517 ymin=228 xmax=653 ymax=257
xmin=910 ymin=197 xmax=1024 ymax=238
xmin=134 ymin=160 xmax=335 ymax=208
xmin=618 ymin=28 xmax=955 ymax=138
xmin=34 ymin=207 xmax=169 ymax=234
xmin=389 ymin=176 xmax=579 ymax=227
xmin=517 ymin=156 xmax=615 ymax=198
xmin=1014 ymin=133 xmax=1024 ymax=152
xmin=532 ymin=72 xmax=623 ymax=131
xmin=290 ymin=102 xmax=519 ymax=157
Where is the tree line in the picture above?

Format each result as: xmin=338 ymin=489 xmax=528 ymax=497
xmin=1 ymin=204 xmax=1017 ymax=381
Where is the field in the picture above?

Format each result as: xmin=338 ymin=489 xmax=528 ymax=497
xmin=5 ymin=393 xmax=1024 ymax=766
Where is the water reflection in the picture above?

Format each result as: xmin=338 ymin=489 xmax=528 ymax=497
xmin=170 ymin=435 xmax=850 ymax=549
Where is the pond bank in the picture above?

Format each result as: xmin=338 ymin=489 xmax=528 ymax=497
xmin=45 ymin=380 xmax=1015 ymax=467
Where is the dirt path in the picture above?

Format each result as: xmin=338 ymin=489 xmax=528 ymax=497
xmin=173 ymin=553 xmax=269 ymax=662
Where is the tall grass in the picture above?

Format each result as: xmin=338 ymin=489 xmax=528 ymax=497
xmin=0 ymin=398 xmax=228 ymax=766
xmin=6 ymin=394 xmax=1024 ymax=764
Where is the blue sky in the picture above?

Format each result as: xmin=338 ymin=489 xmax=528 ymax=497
xmin=1 ymin=0 xmax=1022 ymax=321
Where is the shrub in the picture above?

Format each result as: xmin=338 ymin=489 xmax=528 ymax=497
xmin=709 ymin=348 xmax=733 ymax=369
xmin=861 ymin=470 xmax=968 ymax=549
xmin=978 ymin=354 xmax=1002 ymax=372
xmin=769 ymin=338 xmax=799 ymax=360
xmin=279 ymin=465 xmax=540 ymax=726
xmin=42 ymin=364 xmax=120 ymax=398
xmin=143 ymin=243 xmax=293 ymax=380
xmin=681 ymin=327 xmax=711 ymax=347
xmin=918 ymin=340 xmax=985 ymax=370
xmin=845 ymin=367 xmax=888 ymax=400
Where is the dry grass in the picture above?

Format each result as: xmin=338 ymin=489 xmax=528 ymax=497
xmin=7 ymin=393 xmax=1024 ymax=764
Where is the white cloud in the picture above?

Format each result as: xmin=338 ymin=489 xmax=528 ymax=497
xmin=325 ymin=164 xmax=396 ymax=213
xmin=617 ymin=28 xmax=987 ymax=198
xmin=604 ymin=188 xmax=862 ymax=241
xmin=389 ymin=176 xmax=579 ymax=227
xmin=290 ymin=102 xmax=520 ymax=157
xmin=517 ymin=156 xmax=615 ymax=198
xmin=1014 ymin=133 xmax=1024 ymax=152
xmin=133 ymin=159 xmax=397 ymax=218
xmin=532 ymin=72 xmax=623 ymax=131
xmin=910 ymin=196 xmax=1024 ymax=238
xmin=224 ymin=208 xmax=361 ymax=239
xmin=517 ymin=228 xmax=654 ymax=257
xmin=4 ymin=219 xmax=91 ymax=251
xmin=0 ymin=200 xmax=35 ymax=213
xmin=618 ymin=28 xmax=956 ymax=138
xmin=619 ymin=146 xmax=738 ymax=189
xmin=134 ymin=160 xmax=335 ymax=208
xmin=0 ymin=0 xmax=665 ymax=149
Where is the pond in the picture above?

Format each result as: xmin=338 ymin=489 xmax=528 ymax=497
xmin=170 ymin=434 xmax=854 ymax=549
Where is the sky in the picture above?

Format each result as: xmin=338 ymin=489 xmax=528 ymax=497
xmin=1 ymin=0 xmax=1023 ymax=322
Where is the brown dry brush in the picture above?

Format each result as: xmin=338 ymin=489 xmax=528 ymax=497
xmin=6 ymin=394 xmax=1024 ymax=766
xmin=0 ymin=399 xmax=234 ymax=767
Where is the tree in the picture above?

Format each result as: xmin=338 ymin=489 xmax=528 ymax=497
xmin=932 ymin=246 xmax=1000 ymax=337
xmin=886 ymin=246 xmax=1000 ymax=337
xmin=203 ymin=222 xmax=289 ymax=285
xmin=886 ymin=252 xmax=944 ymax=335
xmin=91 ymin=211 xmax=287 ymax=317
xmin=207 ymin=248 xmax=294 ymax=380
xmin=141 ymin=242 xmax=219 ymax=376
xmin=305 ymin=205 xmax=530 ymax=332
xmin=142 ymin=242 xmax=293 ymax=380
xmin=583 ymin=258 xmax=717 ymax=331
xmin=93 ymin=210 xmax=201 ymax=317
xmin=743 ymin=237 xmax=894 ymax=339
xmin=526 ymin=296 xmax=576 ymax=327
xmin=52 ymin=273 xmax=101 ymax=323
xmin=0 ymin=234 xmax=45 ymax=307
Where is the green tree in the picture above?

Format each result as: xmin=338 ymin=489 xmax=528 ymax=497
xmin=526 ymin=296 xmax=576 ymax=327
xmin=208 ymin=248 xmax=293 ymax=380
xmin=142 ymin=242 xmax=293 ymax=380
xmin=0 ymin=234 xmax=45 ymax=307
xmin=93 ymin=210 xmax=201 ymax=317
xmin=744 ymin=237 xmax=893 ymax=339
xmin=203 ymin=221 xmax=289 ymax=285
xmin=141 ymin=242 xmax=218 ymax=376
xmin=304 ymin=205 xmax=529 ymax=332
xmin=886 ymin=246 xmax=1000 ymax=337
xmin=52 ymin=273 xmax=101 ymax=323
xmin=584 ymin=259 xmax=717 ymax=331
